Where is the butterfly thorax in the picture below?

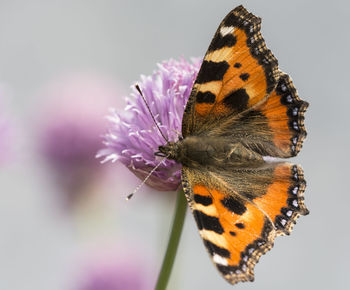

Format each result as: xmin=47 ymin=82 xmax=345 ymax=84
xmin=158 ymin=136 xmax=264 ymax=169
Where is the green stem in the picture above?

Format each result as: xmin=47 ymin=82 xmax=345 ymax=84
xmin=155 ymin=188 xmax=187 ymax=290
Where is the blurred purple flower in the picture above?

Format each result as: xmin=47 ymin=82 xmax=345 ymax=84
xmin=98 ymin=58 xmax=201 ymax=191
xmin=75 ymin=246 xmax=152 ymax=290
xmin=0 ymin=115 xmax=10 ymax=164
xmin=38 ymin=73 xmax=124 ymax=206
xmin=0 ymin=87 xmax=13 ymax=164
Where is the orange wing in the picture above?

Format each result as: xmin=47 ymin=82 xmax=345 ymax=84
xmin=251 ymin=163 xmax=308 ymax=236
xmin=189 ymin=184 xmax=274 ymax=284
xmin=202 ymin=72 xmax=309 ymax=158
xmin=182 ymin=5 xmax=279 ymax=136
xmin=255 ymin=73 xmax=309 ymax=157
xmin=182 ymin=162 xmax=308 ymax=284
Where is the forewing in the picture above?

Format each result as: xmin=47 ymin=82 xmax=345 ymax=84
xmin=182 ymin=5 xmax=279 ymax=137
xmin=182 ymin=162 xmax=308 ymax=284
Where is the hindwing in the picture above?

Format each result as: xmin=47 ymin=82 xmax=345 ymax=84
xmin=182 ymin=162 xmax=308 ymax=284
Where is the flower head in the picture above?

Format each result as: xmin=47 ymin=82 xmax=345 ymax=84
xmin=0 ymin=87 xmax=13 ymax=164
xmin=98 ymin=58 xmax=201 ymax=191
xmin=38 ymin=73 xmax=124 ymax=206
xmin=75 ymin=246 xmax=152 ymax=290
xmin=0 ymin=113 xmax=10 ymax=164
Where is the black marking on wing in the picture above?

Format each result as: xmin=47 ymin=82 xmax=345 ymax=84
xmin=204 ymin=239 xmax=231 ymax=258
xmin=196 ymin=91 xmax=216 ymax=104
xmin=239 ymin=73 xmax=250 ymax=81
xmin=193 ymin=210 xmax=224 ymax=234
xmin=208 ymin=33 xmax=237 ymax=52
xmin=221 ymin=196 xmax=247 ymax=215
xmin=235 ymin=223 xmax=245 ymax=229
xmin=194 ymin=194 xmax=213 ymax=206
xmin=196 ymin=61 xmax=229 ymax=84
xmin=223 ymin=89 xmax=249 ymax=111
xmin=216 ymin=264 xmax=238 ymax=276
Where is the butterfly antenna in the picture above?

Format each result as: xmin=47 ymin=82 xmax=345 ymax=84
xmin=126 ymin=155 xmax=169 ymax=200
xmin=135 ymin=84 xmax=168 ymax=143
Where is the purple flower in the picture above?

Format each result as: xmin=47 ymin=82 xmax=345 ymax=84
xmin=38 ymin=73 xmax=124 ymax=206
xmin=98 ymin=58 xmax=201 ymax=191
xmin=0 ymin=88 xmax=13 ymax=164
xmin=0 ymin=114 xmax=10 ymax=164
xmin=75 ymin=246 xmax=153 ymax=290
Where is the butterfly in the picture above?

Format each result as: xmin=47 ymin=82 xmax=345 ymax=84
xmin=156 ymin=5 xmax=309 ymax=285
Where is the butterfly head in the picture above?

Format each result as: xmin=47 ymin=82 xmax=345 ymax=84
xmin=155 ymin=141 xmax=180 ymax=160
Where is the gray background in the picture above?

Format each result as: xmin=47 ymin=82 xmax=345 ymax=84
xmin=0 ymin=0 xmax=349 ymax=289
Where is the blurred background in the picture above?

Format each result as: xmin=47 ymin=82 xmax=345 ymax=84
xmin=0 ymin=0 xmax=349 ymax=289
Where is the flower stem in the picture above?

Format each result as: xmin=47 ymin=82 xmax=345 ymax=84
xmin=155 ymin=188 xmax=187 ymax=290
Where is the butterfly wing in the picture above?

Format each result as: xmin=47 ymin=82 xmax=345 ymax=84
xmin=208 ymin=72 xmax=309 ymax=158
xmin=254 ymin=73 xmax=308 ymax=157
xmin=179 ymin=4 xmax=309 ymax=285
xmin=182 ymin=5 xmax=279 ymax=137
xmin=181 ymin=6 xmax=308 ymax=158
xmin=182 ymin=162 xmax=308 ymax=284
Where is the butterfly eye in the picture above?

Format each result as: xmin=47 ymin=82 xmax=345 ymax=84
xmin=155 ymin=145 xmax=168 ymax=157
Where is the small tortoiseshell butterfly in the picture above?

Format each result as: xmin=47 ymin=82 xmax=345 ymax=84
xmin=157 ymin=5 xmax=309 ymax=284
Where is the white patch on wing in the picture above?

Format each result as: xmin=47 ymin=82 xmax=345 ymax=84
xmin=213 ymin=254 xmax=228 ymax=266
xmin=192 ymin=203 xmax=217 ymax=216
xmin=199 ymin=230 xmax=228 ymax=248
xmin=262 ymin=156 xmax=280 ymax=162
xmin=220 ymin=26 xmax=234 ymax=37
